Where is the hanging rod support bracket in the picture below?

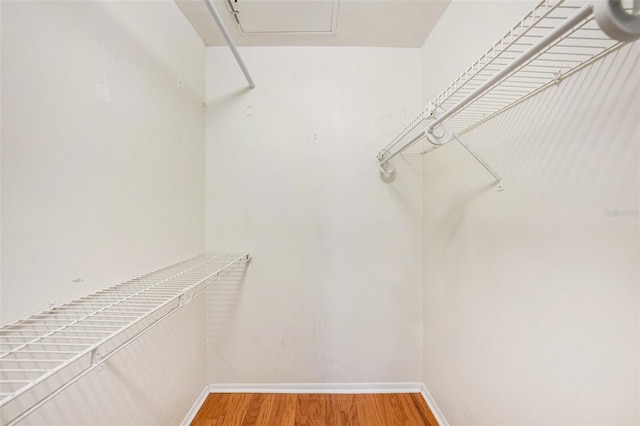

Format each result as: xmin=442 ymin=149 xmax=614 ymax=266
xmin=453 ymin=133 xmax=504 ymax=191
xmin=90 ymin=348 xmax=102 ymax=366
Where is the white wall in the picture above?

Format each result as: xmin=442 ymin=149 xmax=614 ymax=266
xmin=1 ymin=0 xmax=205 ymax=324
xmin=205 ymin=47 xmax=423 ymax=383
xmin=420 ymin=2 xmax=640 ymax=424
xmin=1 ymin=1 xmax=207 ymax=424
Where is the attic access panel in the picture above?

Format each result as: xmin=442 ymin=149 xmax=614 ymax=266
xmin=227 ymin=0 xmax=339 ymax=34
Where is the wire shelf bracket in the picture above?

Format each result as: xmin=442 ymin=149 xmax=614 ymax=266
xmin=377 ymin=0 xmax=640 ymax=188
xmin=0 ymin=253 xmax=251 ymax=425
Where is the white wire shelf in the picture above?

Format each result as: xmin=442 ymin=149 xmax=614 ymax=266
xmin=378 ymin=0 xmax=636 ymax=164
xmin=0 ymin=252 xmax=251 ymax=425
xmin=434 ymin=0 xmax=624 ymax=136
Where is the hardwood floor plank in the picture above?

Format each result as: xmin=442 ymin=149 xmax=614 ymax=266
xmin=192 ymin=392 xmax=439 ymax=426
xmin=192 ymin=394 xmax=230 ymax=425
xmin=295 ymin=393 xmax=328 ymax=425
xmin=354 ymin=393 xmax=387 ymax=425
xmin=254 ymin=394 xmax=276 ymax=424
xmin=266 ymin=394 xmax=296 ymax=426
xmin=329 ymin=393 xmax=358 ymax=425
xmin=379 ymin=393 xmax=411 ymax=425
xmin=221 ymin=393 xmax=253 ymax=425
xmin=396 ymin=393 xmax=427 ymax=425
xmin=409 ymin=393 xmax=439 ymax=426
xmin=242 ymin=394 xmax=266 ymax=425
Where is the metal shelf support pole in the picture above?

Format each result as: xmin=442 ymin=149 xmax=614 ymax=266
xmin=453 ymin=134 xmax=504 ymax=191
xmin=203 ymin=0 xmax=255 ymax=89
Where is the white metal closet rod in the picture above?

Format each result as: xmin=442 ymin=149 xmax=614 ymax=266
xmin=203 ymin=0 xmax=255 ymax=89
xmin=379 ymin=2 xmax=593 ymax=164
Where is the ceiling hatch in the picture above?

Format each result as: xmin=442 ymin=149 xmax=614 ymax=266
xmin=225 ymin=0 xmax=339 ymax=34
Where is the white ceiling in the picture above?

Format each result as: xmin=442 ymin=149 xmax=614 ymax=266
xmin=175 ymin=0 xmax=451 ymax=48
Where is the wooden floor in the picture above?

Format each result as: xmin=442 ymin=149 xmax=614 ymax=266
xmin=191 ymin=393 xmax=438 ymax=425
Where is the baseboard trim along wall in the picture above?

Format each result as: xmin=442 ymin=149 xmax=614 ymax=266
xmin=181 ymin=382 xmax=448 ymax=425
xmin=420 ymin=383 xmax=449 ymax=426
xmin=208 ymin=382 xmax=423 ymax=394
xmin=181 ymin=384 xmax=211 ymax=426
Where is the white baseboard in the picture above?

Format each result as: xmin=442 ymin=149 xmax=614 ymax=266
xmin=420 ymin=383 xmax=448 ymax=426
xmin=208 ymin=382 xmax=423 ymax=394
xmin=180 ymin=384 xmax=210 ymax=426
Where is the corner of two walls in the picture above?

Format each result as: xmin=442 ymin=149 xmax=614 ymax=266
xmin=420 ymin=1 xmax=639 ymax=425
xmin=1 ymin=1 xmax=207 ymax=424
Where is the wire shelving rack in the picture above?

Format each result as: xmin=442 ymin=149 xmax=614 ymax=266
xmin=0 ymin=253 xmax=251 ymax=425
xmin=377 ymin=0 xmax=635 ymax=165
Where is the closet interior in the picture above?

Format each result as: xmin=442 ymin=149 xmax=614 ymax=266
xmin=1 ymin=0 xmax=638 ymax=424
